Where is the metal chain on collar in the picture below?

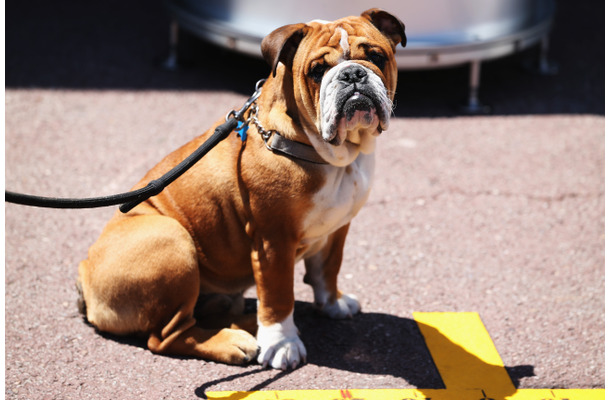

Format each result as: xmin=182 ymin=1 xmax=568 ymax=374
xmin=247 ymin=102 xmax=277 ymax=149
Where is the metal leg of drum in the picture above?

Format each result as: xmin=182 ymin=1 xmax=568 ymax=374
xmin=537 ymin=35 xmax=559 ymax=75
xmin=162 ymin=19 xmax=179 ymax=71
xmin=461 ymin=60 xmax=491 ymax=114
xmin=522 ymin=34 xmax=558 ymax=76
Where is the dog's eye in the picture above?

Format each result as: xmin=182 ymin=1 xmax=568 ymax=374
xmin=308 ymin=62 xmax=329 ymax=83
xmin=367 ymin=52 xmax=387 ymax=71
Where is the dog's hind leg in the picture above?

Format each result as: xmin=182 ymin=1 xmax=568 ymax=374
xmin=194 ymin=293 xmax=258 ymax=336
xmin=78 ymin=213 xmax=257 ymax=364
xmin=147 ymin=294 xmax=258 ymax=365
xmin=148 ymin=322 xmax=258 ymax=365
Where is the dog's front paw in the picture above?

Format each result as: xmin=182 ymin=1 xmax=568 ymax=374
xmin=256 ymin=314 xmax=307 ymax=370
xmin=320 ymin=293 xmax=361 ymax=319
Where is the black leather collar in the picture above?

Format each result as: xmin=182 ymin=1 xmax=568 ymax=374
xmin=263 ymin=131 xmax=329 ymax=165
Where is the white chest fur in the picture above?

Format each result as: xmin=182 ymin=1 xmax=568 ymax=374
xmin=300 ymin=152 xmax=375 ymax=256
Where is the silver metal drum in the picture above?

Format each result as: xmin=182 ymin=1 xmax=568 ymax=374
xmin=164 ymin=0 xmax=556 ymax=112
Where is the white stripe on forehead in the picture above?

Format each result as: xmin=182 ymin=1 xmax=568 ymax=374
xmin=338 ymin=28 xmax=350 ymax=59
xmin=307 ymin=21 xmax=350 ymax=60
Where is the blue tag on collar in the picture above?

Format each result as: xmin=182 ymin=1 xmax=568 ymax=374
xmin=235 ymin=121 xmax=248 ymax=142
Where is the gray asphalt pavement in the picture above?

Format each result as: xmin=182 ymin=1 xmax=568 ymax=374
xmin=5 ymin=1 xmax=604 ymax=399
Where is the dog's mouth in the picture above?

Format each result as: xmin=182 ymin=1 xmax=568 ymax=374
xmin=327 ymin=90 xmax=389 ymax=146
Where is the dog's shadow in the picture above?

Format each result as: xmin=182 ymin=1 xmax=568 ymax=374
xmin=294 ymin=300 xmax=444 ymax=388
xmin=95 ymin=299 xmax=534 ymax=396
xmin=195 ymin=300 xmax=534 ymax=397
xmin=295 ymin=301 xmax=533 ymax=389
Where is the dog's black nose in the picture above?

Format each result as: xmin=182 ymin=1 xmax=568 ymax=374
xmin=338 ymin=65 xmax=368 ymax=84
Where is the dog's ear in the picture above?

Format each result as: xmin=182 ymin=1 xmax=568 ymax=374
xmin=261 ymin=23 xmax=310 ymax=77
xmin=361 ymin=8 xmax=407 ymax=48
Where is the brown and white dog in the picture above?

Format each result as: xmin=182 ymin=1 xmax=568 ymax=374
xmin=77 ymin=9 xmax=406 ymax=370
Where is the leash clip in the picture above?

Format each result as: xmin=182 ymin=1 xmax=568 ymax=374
xmin=226 ymin=78 xmax=266 ymax=123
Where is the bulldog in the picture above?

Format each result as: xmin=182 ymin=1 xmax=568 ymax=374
xmin=77 ymin=9 xmax=406 ymax=370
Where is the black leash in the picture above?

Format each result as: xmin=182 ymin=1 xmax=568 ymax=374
xmin=5 ymin=79 xmax=265 ymax=214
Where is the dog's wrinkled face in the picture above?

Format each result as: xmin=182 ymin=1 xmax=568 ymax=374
xmin=262 ymin=9 xmax=406 ymax=166
xmin=318 ymin=59 xmax=392 ymax=150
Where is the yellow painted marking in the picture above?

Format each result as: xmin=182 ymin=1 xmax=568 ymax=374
xmin=413 ymin=311 xmax=515 ymax=392
xmin=204 ymin=312 xmax=604 ymax=400
xmin=204 ymin=388 xmax=605 ymax=400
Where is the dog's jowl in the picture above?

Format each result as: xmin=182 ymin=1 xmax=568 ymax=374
xmin=78 ymin=9 xmax=406 ymax=370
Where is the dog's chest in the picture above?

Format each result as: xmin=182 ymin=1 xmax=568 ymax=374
xmin=300 ymin=153 xmax=375 ymax=248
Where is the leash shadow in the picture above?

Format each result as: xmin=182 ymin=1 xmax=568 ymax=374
xmin=194 ymin=367 xmax=302 ymax=399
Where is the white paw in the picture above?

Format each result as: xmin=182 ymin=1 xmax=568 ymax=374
xmin=256 ymin=311 xmax=307 ymax=370
xmin=321 ymin=293 xmax=361 ymax=319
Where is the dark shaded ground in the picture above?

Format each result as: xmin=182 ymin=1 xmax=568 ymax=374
xmin=5 ymin=0 xmax=604 ymax=115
